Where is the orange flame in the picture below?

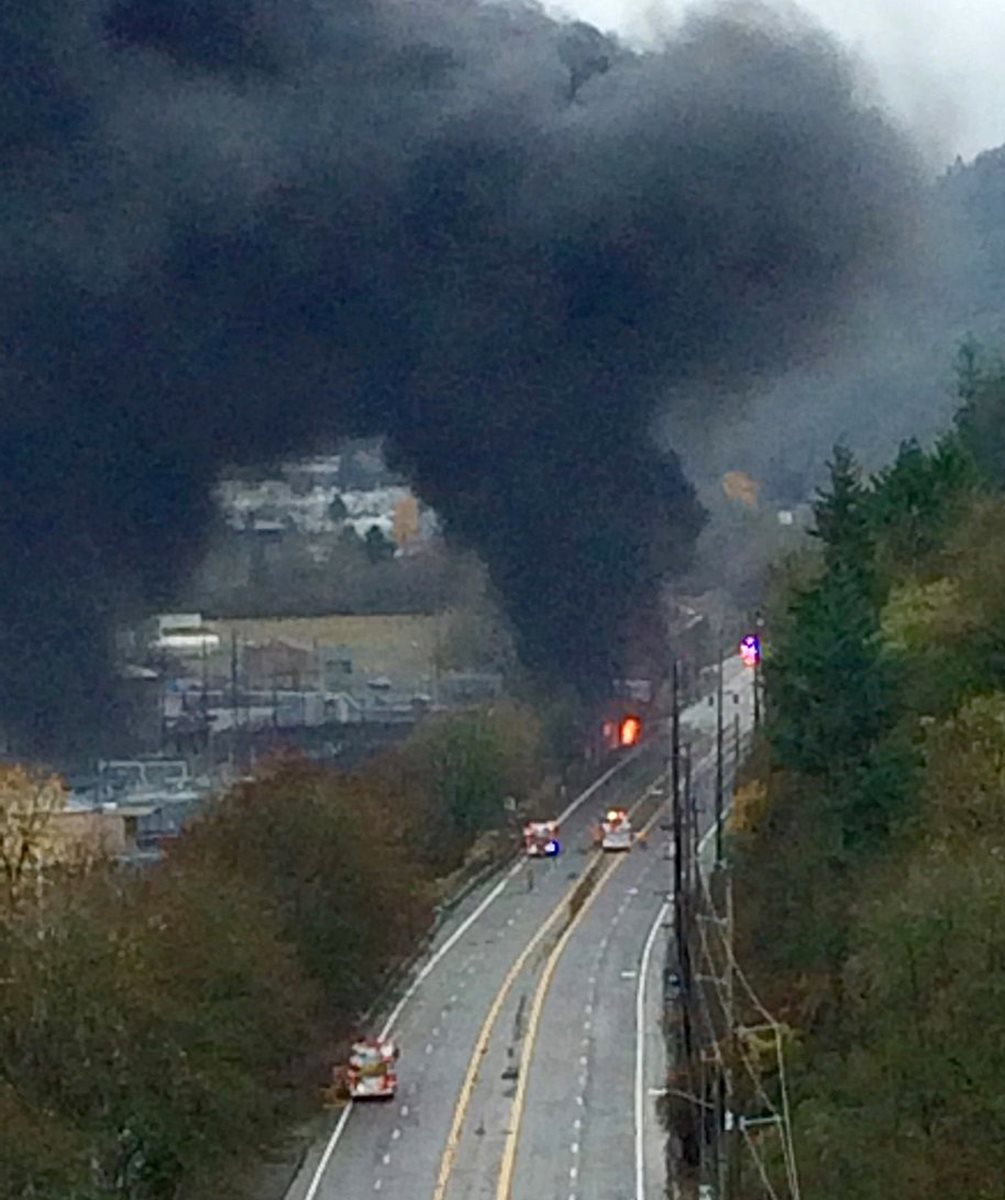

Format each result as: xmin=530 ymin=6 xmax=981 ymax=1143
xmin=619 ymin=716 xmax=642 ymax=746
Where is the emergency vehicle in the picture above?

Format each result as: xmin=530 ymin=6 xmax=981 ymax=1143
xmin=523 ymin=820 xmax=560 ymax=857
xmin=600 ymin=807 xmax=632 ymax=851
xmin=346 ymin=1036 xmax=399 ymax=1100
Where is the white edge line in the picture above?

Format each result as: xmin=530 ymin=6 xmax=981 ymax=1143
xmin=632 ymin=800 xmax=733 ymax=1200
xmin=635 ymin=899 xmax=670 ymax=1200
xmin=634 ymin=686 xmax=751 ymax=1200
xmin=302 ymin=680 xmax=750 ymax=1200
xmin=556 ymin=742 xmax=644 ymax=825
xmin=302 ymin=870 xmax=516 ymax=1200
xmin=300 ymin=746 xmax=645 ymax=1200
xmin=303 ymin=1103 xmax=353 ymax=1200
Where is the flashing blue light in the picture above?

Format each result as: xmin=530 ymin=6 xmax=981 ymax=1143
xmin=545 ymin=840 xmax=560 ymax=856
xmin=740 ymin=634 xmax=761 ymax=666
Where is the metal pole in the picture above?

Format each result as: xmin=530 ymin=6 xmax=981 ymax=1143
xmin=753 ymin=658 xmax=761 ymax=729
xmin=201 ymin=637 xmax=210 ymax=756
xmin=697 ymin=1048 xmax=708 ymax=1194
xmin=715 ymin=640 xmax=725 ymax=867
xmin=230 ymin=630 xmax=238 ymax=770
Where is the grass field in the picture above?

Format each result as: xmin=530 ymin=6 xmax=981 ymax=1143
xmin=204 ymin=613 xmax=442 ymax=689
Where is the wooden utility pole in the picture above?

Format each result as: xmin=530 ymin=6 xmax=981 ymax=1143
xmin=722 ymin=871 xmax=738 ymax=1200
xmin=671 ymin=660 xmax=694 ymax=1070
xmin=683 ymin=743 xmax=693 ymax=899
xmin=672 ymin=659 xmax=682 ymax=975
xmin=715 ymin=639 xmax=725 ymax=866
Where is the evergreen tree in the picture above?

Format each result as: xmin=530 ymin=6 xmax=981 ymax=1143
xmin=869 ymin=435 xmax=980 ymax=576
xmin=767 ymin=446 xmax=911 ymax=853
xmin=953 ymin=339 xmax=1005 ymax=487
xmin=810 ymin=444 xmax=874 ymax=583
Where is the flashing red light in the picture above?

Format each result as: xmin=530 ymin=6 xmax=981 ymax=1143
xmin=619 ymin=716 xmax=642 ymax=747
xmin=739 ymin=634 xmax=761 ymax=667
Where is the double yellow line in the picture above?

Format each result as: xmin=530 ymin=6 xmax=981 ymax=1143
xmin=495 ymin=800 xmax=665 ymax=1200
xmin=431 ymin=786 xmax=665 ymax=1200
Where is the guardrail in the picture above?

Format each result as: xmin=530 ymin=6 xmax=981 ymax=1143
xmin=269 ymin=744 xmax=663 ymax=1199
xmin=355 ymin=740 xmax=663 ymax=1039
xmin=270 ymin=705 xmax=741 ymax=1198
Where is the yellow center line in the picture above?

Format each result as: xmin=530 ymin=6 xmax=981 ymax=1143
xmin=494 ymin=800 xmax=666 ymax=1200
xmin=431 ymin=786 xmax=661 ymax=1200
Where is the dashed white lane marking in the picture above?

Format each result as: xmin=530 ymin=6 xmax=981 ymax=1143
xmin=573 ymin=1117 xmax=582 ymax=1132
xmin=571 ymin=1141 xmax=580 ymax=1155
xmin=373 ymin=1181 xmax=382 ymax=1192
xmin=450 ymin=994 xmax=458 ymax=1003
xmin=400 ymin=1105 xmax=409 ymax=1117
xmin=578 ymin=1073 xmax=587 ymax=1088
xmin=382 ymin=1153 xmax=391 ymax=1165
xmin=579 ymin=1055 xmax=588 ymax=1066
xmin=585 ymin=1003 xmax=593 ymax=1015
xmin=391 ymin=1128 xmax=402 ymax=1141
xmin=570 ymin=1165 xmax=579 ymax=1181
xmin=432 ymin=1026 xmax=440 ymax=1037
xmin=576 ymin=1096 xmax=584 ymax=1107
xmin=581 ymin=1037 xmax=589 ymax=1048
xmin=425 ymin=1043 xmax=434 ymax=1054
xmin=584 ymin=1020 xmax=591 ymax=1032
xmin=588 ymin=975 xmax=596 ymax=985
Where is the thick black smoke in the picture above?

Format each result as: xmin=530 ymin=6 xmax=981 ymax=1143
xmin=1 ymin=0 xmax=917 ymax=756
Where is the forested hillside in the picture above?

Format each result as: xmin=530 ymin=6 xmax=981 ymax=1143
xmin=0 ymin=704 xmax=548 ymax=1198
xmin=730 ymin=345 xmax=1005 ymax=1197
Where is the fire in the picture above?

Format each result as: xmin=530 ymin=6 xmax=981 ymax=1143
xmin=619 ymin=716 xmax=642 ymax=746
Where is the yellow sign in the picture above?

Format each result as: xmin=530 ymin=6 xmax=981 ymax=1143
xmin=722 ymin=470 xmax=759 ymax=509
xmin=392 ymin=495 xmax=420 ymax=547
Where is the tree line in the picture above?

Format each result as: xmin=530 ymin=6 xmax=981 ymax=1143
xmin=0 ymin=701 xmax=549 ymax=1199
xmin=729 ymin=343 xmax=1005 ymax=1197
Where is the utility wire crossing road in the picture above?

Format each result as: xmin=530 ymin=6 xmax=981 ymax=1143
xmin=286 ymin=657 xmax=754 ymax=1200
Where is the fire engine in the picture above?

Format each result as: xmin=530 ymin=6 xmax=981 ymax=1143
xmin=523 ymin=820 xmax=560 ymax=857
xmin=600 ymin=807 xmax=632 ymax=852
xmin=346 ymin=1036 xmax=399 ymax=1100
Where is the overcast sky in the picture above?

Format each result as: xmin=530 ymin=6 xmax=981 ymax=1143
xmin=549 ymin=0 xmax=1005 ymax=165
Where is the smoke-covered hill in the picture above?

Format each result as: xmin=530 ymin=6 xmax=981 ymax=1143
xmin=1 ymin=0 xmax=920 ymax=756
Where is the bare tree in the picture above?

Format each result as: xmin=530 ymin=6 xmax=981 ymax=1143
xmin=0 ymin=764 xmax=66 ymax=909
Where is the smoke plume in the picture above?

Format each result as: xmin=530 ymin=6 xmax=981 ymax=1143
xmin=1 ymin=0 xmax=918 ymax=756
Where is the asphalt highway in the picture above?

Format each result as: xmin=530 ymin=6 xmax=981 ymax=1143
xmin=285 ymin=657 xmax=755 ymax=1200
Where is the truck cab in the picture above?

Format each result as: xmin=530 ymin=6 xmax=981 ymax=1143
xmin=523 ymin=820 xmax=560 ymax=857
xmin=346 ymin=1037 xmax=399 ymax=1100
xmin=600 ymin=808 xmax=632 ymax=852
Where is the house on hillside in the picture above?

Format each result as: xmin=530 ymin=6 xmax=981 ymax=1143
xmin=242 ymin=639 xmax=317 ymax=691
xmin=45 ymin=807 xmax=131 ymax=864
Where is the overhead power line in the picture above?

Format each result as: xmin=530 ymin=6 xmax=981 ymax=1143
xmin=689 ymin=863 xmax=802 ymax=1200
